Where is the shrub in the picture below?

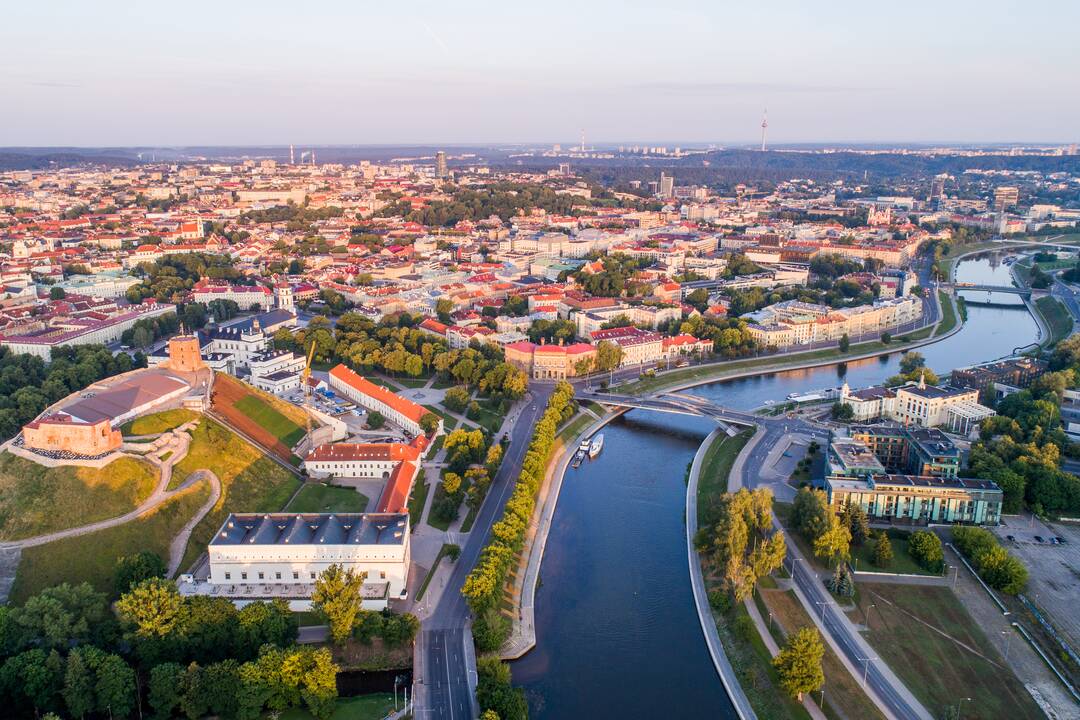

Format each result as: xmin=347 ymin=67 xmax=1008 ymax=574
xmin=908 ymin=530 xmax=944 ymax=573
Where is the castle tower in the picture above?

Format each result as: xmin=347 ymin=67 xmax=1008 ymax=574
xmin=167 ymin=334 xmax=206 ymax=373
xmin=276 ymin=283 xmax=295 ymax=311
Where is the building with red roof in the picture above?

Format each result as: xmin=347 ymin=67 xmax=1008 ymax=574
xmin=328 ymin=364 xmax=441 ymax=436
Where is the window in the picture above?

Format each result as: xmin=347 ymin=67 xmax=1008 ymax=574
xmin=310 ymin=572 xmax=316 ymax=580
xmin=241 ymin=572 xmax=247 ymax=580
xmin=225 ymin=572 xmax=231 ymax=580
xmin=293 ymin=571 xmax=299 ymax=580
xmin=275 ymin=572 xmax=282 ymax=580
xmin=258 ymin=572 xmax=265 ymax=580
xmin=380 ymin=571 xmax=386 ymax=579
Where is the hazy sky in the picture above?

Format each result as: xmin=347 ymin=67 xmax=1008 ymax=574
xmin=3 ymin=0 xmax=1078 ymax=146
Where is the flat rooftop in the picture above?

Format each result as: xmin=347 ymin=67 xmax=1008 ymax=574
xmin=210 ymin=512 xmax=408 ymax=547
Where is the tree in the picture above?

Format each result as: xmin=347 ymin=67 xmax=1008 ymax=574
xmin=880 ymin=331 xmax=892 ymax=344
xmin=841 ymin=504 xmax=870 ymax=546
xmin=148 ymin=662 xmax=184 ymax=720
xmin=0 ymin=648 xmax=63 ymax=716
xmin=594 ymin=340 xmax=624 ymax=372
xmin=872 ymin=530 xmax=893 ymax=568
xmin=11 ymin=582 xmax=112 ymax=651
xmin=366 ymin=411 xmax=386 ymax=429
xmin=419 ymin=412 xmax=440 ymax=435
xmin=50 ymin=286 xmax=66 ymax=300
xmin=92 ymin=652 xmax=136 ymax=719
xmin=907 ymin=530 xmax=944 ymax=574
xmin=442 ymin=472 xmax=463 ymax=495
xmin=435 ymin=298 xmax=454 ymax=323
xmin=113 ymin=551 xmax=167 ymax=596
xmin=813 ymin=514 xmax=851 ymax=567
xmin=476 ymin=656 xmax=527 ymax=720
xmin=773 ymin=627 xmax=825 ymax=700
xmin=311 ymin=564 xmax=366 ymax=645
xmin=838 ymin=333 xmax=849 ymax=352
xmin=444 ymin=385 xmax=471 ymax=413
xmin=791 ymin=487 xmax=830 ymax=541
xmin=64 ymin=649 xmax=96 ymax=720
xmin=831 ymin=401 xmax=854 ymax=421
xmin=116 ymin=577 xmax=183 ymax=638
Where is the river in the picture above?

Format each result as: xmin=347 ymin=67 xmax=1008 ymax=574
xmin=511 ymin=257 xmax=1039 ymax=718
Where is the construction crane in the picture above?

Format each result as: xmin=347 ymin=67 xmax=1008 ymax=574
xmin=302 ymin=340 xmax=317 ymax=442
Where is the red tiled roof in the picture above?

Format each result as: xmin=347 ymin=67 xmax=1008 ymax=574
xmin=328 ymin=364 xmax=429 ymax=424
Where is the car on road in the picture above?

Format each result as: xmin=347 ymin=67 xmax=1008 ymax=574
xmin=1056 ymin=536 xmax=1068 ymax=544
xmin=1006 ymin=534 xmax=1015 ymax=542
xmin=1034 ymin=535 xmax=1045 ymax=543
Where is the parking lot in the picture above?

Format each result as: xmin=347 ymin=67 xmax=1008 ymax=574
xmin=992 ymin=515 xmax=1080 ymax=651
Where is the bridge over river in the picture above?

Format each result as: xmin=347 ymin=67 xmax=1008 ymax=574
xmin=576 ymin=389 xmax=760 ymax=436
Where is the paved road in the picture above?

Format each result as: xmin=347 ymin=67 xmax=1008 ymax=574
xmin=417 ymin=384 xmax=555 ymax=720
xmin=734 ymin=418 xmax=932 ymax=720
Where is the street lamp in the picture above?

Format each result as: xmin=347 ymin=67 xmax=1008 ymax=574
xmin=866 ymin=603 xmax=876 ymax=631
xmin=956 ymin=696 xmax=973 ymax=720
xmin=815 ymin=600 xmax=828 ymax=622
xmin=1001 ymin=629 xmax=1013 ymax=661
xmin=857 ymin=656 xmax=877 ymax=687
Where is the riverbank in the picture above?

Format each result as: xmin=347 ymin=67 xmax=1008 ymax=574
xmin=619 ymin=290 xmax=961 ymax=397
xmin=500 ymin=407 xmax=627 ymax=660
xmin=686 ymin=428 xmax=758 ymax=720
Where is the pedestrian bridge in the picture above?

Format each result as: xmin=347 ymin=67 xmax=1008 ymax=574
xmin=946 ymin=283 xmax=1030 ymax=296
xmin=577 ymin=389 xmax=758 ymax=436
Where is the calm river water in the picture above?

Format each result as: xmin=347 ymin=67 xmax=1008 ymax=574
xmin=512 ymin=256 xmax=1039 ymax=718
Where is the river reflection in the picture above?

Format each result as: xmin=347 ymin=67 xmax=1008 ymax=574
xmin=512 ymin=260 xmax=1040 ymax=718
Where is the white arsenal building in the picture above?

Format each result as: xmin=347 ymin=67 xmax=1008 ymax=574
xmin=207 ymin=512 xmax=411 ymax=607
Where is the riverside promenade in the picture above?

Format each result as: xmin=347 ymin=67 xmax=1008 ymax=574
xmin=686 ymin=426 xmax=757 ymax=720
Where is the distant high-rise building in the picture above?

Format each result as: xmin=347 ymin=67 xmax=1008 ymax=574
xmin=435 ymin=150 xmax=448 ymax=179
xmin=558 ymin=163 xmax=571 ymax=177
xmin=993 ymin=186 xmax=1019 ymax=212
xmin=659 ymin=173 xmax=674 ymax=198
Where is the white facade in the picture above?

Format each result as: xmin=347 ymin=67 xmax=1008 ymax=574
xmin=207 ymin=513 xmax=410 ymax=601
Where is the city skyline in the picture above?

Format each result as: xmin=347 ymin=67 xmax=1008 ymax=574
xmin=4 ymin=0 xmax=1079 ymax=146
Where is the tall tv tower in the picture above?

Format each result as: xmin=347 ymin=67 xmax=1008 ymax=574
xmin=580 ymin=129 xmax=586 ymax=152
xmin=760 ymin=109 xmax=768 ymax=152
xmin=289 ymin=144 xmax=295 ymax=164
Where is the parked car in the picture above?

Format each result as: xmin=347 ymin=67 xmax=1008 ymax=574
xmin=1034 ymin=535 xmax=1045 ymax=543
xmin=1006 ymin=534 xmax=1015 ymax=542
xmin=1056 ymin=536 xmax=1068 ymax=544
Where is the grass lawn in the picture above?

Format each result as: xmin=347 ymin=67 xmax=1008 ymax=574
xmin=707 ymin=591 xmax=811 ymax=719
xmin=855 ymin=583 xmax=1044 ymax=720
xmin=850 ymin=529 xmax=940 ymax=576
xmin=277 ymin=693 xmax=396 ymax=720
xmin=697 ymin=430 xmax=753 ymax=527
xmin=425 ymin=434 xmax=445 ymax=461
xmin=173 ymin=418 xmax=301 ymax=571
xmin=120 ymin=408 xmax=198 ymax=435
xmin=0 ymin=453 xmax=158 ymax=541
xmin=407 ymin=471 xmax=429 ymax=529
xmin=415 ymin=543 xmax=457 ymax=601
xmin=936 ymin=290 xmax=957 ymax=335
xmin=235 ymin=394 xmax=307 ymax=447
xmin=292 ymin=610 xmax=322 ymax=627
xmin=286 ymin=483 xmax=369 ymax=513
xmin=757 ymin=588 xmax=885 ymax=720
xmin=9 ymin=480 xmax=210 ymax=602
xmin=556 ymin=412 xmax=593 ymax=446
xmin=431 ymin=375 xmax=457 ymax=390
xmin=425 ymin=481 xmax=458 ymax=531
xmin=396 ymin=377 xmax=430 ymax=389
xmin=467 ymin=404 xmax=505 ymax=434
xmin=1035 ymin=296 xmax=1073 ymax=345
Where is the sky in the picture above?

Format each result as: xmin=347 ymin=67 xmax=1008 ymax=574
xmin=2 ymin=0 xmax=1079 ymax=147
